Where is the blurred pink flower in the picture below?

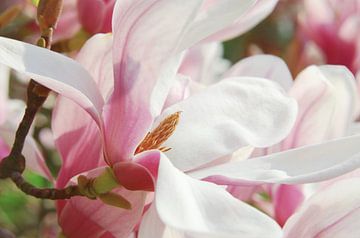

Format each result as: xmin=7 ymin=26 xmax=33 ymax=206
xmin=0 ymin=64 xmax=52 ymax=180
xmin=77 ymin=0 xmax=115 ymax=34
xmin=0 ymin=0 xmax=25 ymax=12
xmin=298 ymin=0 xmax=360 ymax=74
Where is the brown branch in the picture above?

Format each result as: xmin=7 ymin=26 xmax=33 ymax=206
xmin=10 ymin=172 xmax=82 ymax=200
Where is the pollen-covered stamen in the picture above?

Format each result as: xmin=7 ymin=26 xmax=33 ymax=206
xmin=135 ymin=111 xmax=181 ymax=154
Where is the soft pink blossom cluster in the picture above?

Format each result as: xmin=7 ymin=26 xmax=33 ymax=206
xmin=0 ymin=0 xmax=359 ymax=237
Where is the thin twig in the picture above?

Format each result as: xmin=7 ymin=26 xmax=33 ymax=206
xmin=11 ymin=172 xmax=82 ymax=200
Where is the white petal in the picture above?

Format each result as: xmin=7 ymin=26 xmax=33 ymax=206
xmin=160 ymin=77 xmax=297 ymax=171
xmin=224 ymin=54 xmax=293 ymax=90
xmin=203 ymin=0 xmax=280 ymax=42
xmin=139 ymin=205 xmax=184 ymax=238
xmin=154 ymin=156 xmax=282 ymax=238
xmin=0 ymin=37 xmax=104 ymax=125
xmin=282 ymin=65 xmax=357 ymax=149
xmin=179 ymin=0 xmax=256 ymax=50
xmin=189 ymin=134 xmax=360 ymax=185
xmin=179 ymin=42 xmax=230 ymax=85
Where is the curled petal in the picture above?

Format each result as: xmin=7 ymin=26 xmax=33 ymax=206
xmin=190 ymin=134 xmax=360 ymax=185
xmin=113 ymin=150 xmax=160 ymax=192
xmin=0 ymin=37 xmax=104 ymax=125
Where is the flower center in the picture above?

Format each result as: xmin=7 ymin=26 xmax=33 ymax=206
xmin=135 ymin=112 xmax=181 ymax=154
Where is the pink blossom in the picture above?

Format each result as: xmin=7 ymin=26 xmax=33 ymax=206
xmin=0 ymin=1 xmax=360 ymax=237
xmin=298 ymin=0 xmax=360 ymax=74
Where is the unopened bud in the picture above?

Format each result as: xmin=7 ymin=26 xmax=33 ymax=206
xmin=37 ymin=0 xmax=63 ymax=30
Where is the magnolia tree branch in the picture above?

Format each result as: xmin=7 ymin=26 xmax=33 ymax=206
xmin=0 ymin=0 xmax=85 ymax=200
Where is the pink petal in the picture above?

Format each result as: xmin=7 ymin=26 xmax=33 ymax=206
xmin=0 ymin=37 xmax=104 ymax=126
xmin=283 ymin=178 xmax=360 ymax=238
xmin=59 ymin=189 xmax=146 ymax=238
xmin=227 ymin=184 xmax=261 ymax=202
xmin=104 ymin=0 xmax=203 ymax=163
xmin=273 ymin=185 xmax=304 ymax=226
xmin=77 ymin=0 xmax=115 ymax=34
xmin=158 ymin=77 xmax=297 ymax=171
xmin=53 ymin=34 xmax=113 ymax=187
xmin=113 ymin=151 xmax=159 ymax=192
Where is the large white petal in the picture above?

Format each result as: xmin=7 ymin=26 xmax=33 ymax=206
xmin=152 ymin=156 xmax=282 ymax=238
xmin=159 ymin=77 xmax=297 ymax=171
xmin=283 ymin=178 xmax=360 ymax=238
xmin=224 ymin=54 xmax=293 ymax=90
xmin=139 ymin=205 xmax=184 ymax=238
xmin=0 ymin=37 xmax=104 ymax=125
xmin=189 ymin=134 xmax=360 ymax=185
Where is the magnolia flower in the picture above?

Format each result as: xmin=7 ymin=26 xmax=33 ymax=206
xmin=0 ymin=1 xmax=359 ymax=238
